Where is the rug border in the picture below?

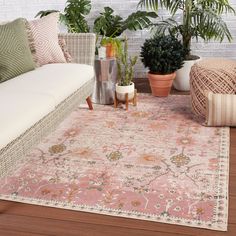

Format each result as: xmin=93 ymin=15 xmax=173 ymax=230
xmin=0 ymin=95 xmax=230 ymax=232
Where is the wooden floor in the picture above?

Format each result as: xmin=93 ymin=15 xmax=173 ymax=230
xmin=0 ymin=79 xmax=235 ymax=236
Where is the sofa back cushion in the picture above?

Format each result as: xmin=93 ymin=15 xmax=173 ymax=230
xmin=28 ymin=13 xmax=66 ymax=66
xmin=0 ymin=18 xmax=36 ymax=83
xmin=206 ymin=92 xmax=236 ymax=127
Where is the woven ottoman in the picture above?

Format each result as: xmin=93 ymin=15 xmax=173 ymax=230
xmin=190 ymin=58 xmax=236 ymax=117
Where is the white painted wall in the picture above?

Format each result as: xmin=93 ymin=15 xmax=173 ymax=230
xmin=0 ymin=0 xmax=236 ymax=77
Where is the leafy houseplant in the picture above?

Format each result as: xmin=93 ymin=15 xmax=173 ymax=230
xmin=138 ymin=0 xmax=235 ymax=91
xmin=94 ymin=7 xmax=157 ymax=58
xmin=36 ymin=0 xmax=91 ymax=33
xmin=140 ymin=35 xmax=187 ymax=97
xmin=116 ymin=37 xmax=138 ymax=101
xmin=93 ymin=7 xmax=157 ymax=38
xmin=62 ymin=0 xmax=91 ymax=33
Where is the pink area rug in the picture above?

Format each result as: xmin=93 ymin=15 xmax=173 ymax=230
xmin=0 ymin=95 xmax=229 ymax=231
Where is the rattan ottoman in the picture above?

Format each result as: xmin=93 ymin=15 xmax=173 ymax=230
xmin=190 ymin=58 xmax=236 ymax=117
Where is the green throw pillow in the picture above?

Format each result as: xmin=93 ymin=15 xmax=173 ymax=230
xmin=0 ymin=18 xmax=35 ymax=83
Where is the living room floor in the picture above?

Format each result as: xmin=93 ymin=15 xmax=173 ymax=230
xmin=0 ymin=79 xmax=235 ymax=236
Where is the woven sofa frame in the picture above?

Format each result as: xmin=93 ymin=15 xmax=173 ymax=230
xmin=0 ymin=33 xmax=96 ymax=177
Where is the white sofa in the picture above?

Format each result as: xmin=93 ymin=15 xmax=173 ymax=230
xmin=0 ymin=33 xmax=96 ymax=177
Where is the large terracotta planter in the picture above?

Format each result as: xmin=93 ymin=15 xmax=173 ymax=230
xmin=148 ymin=72 xmax=176 ymax=97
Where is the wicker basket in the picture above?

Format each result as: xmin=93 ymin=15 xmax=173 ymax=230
xmin=190 ymin=59 xmax=236 ymax=117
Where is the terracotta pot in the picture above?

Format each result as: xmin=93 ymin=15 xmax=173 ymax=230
xmin=106 ymin=43 xmax=116 ymax=58
xmin=147 ymin=72 xmax=176 ymax=97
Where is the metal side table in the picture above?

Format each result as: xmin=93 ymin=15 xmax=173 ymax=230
xmin=92 ymin=57 xmax=117 ymax=105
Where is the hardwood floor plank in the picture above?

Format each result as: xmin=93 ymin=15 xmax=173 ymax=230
xmin=0 ymin=229 xmax=45 ymax=236
xmin=229 ymin=197 xmax=236 ymax=224
xmin=0 ymin=214 xmax=192 ymax=236
xmin=0 ymin=211 xmax=236 ymax=236
xmin=229 ymin=181 xmax=236 ymax=196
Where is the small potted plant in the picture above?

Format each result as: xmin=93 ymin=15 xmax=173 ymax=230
xmin=116 ymin=37 xmax=138 ymax=101
xmin=140 ymin=35 xmax=187 ymax=97
xmin=101 ymin=37 xmax=122 ymax=58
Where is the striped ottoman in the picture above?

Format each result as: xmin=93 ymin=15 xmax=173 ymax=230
xmin=190 ymin=58 xmax=236 ymax=117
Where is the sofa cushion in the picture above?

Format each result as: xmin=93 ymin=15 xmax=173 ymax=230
xmin=0 ymin=18 xmax=35 ymax=83
xmin=0 ymin=63 xmax=94 ymax=106
xmin=0 ymin=91 xmax=55 ymax=149
xmin=28 ymin=13 xmax=66 ymax=66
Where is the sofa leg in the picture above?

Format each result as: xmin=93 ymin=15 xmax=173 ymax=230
xmin=86 ymin=96 xmax=93 ymax=110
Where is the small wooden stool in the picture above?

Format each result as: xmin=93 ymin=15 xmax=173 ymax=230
xmin=114 ymin=89 xmax=137 ymax=111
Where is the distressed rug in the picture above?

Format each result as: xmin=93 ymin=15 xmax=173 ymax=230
xmin=0 ymin=95 xmax=230 ymax=231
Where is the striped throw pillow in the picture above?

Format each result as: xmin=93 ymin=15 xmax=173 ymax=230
xmin=28 ymin=13 xmax=66 ymax=66
xmin=206 ymin=92 xmax=236 ymax=127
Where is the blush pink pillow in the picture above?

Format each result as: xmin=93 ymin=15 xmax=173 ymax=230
xmin=29 ymin=13 xmax=66 ymax=66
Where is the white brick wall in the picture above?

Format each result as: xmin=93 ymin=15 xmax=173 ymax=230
xmin=0 ymin=0 xmax=236 ymax=77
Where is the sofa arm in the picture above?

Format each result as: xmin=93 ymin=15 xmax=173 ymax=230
xmin=59 ymin=33 xmax=96 ymax=66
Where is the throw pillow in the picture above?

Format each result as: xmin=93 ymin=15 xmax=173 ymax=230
xmin=0 ymin=20 xmax=39 ymax=66
xmin=58 ymin=38 xmax=73 ymax=63
xmin=0 ymin=18 xmax=36 ymax=83
xmin=25 ymin=21 xmax=39 ymax=67
xmin=28 ymin=13 xmax=66 ymax=66
xmin=206 ymin=92 xmax=236 ymax=127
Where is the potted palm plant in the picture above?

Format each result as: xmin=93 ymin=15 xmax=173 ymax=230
xmin=116 ymin=37 xmax=138 ymax=101
xmin=140 ymin=35 xmax=187 ymax=97
xmin=138 ymin=0 xmax=235 ymax=91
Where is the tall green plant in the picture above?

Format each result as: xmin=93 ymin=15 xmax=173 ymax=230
xmin=138 ymin=0 xmax=235 ymax=59
xmin=35 ymin=0 xmax=91 ymax=33
xmin=117 ymin=37 xmax=138 ymax=86
xmin=93 ymin=7 xmax=158 ymax=38
xmin=63 ymin=0 xmax=91 ymax=33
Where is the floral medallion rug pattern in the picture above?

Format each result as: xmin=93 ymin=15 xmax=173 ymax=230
xmin=0 ymin=95 xmax=229 ymax=231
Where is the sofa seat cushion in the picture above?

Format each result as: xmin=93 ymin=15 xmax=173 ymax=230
xmin=0 ymin=63 xmax=94 ymax=106
xmin=0 ymin=91 xmax=55 ymax=149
